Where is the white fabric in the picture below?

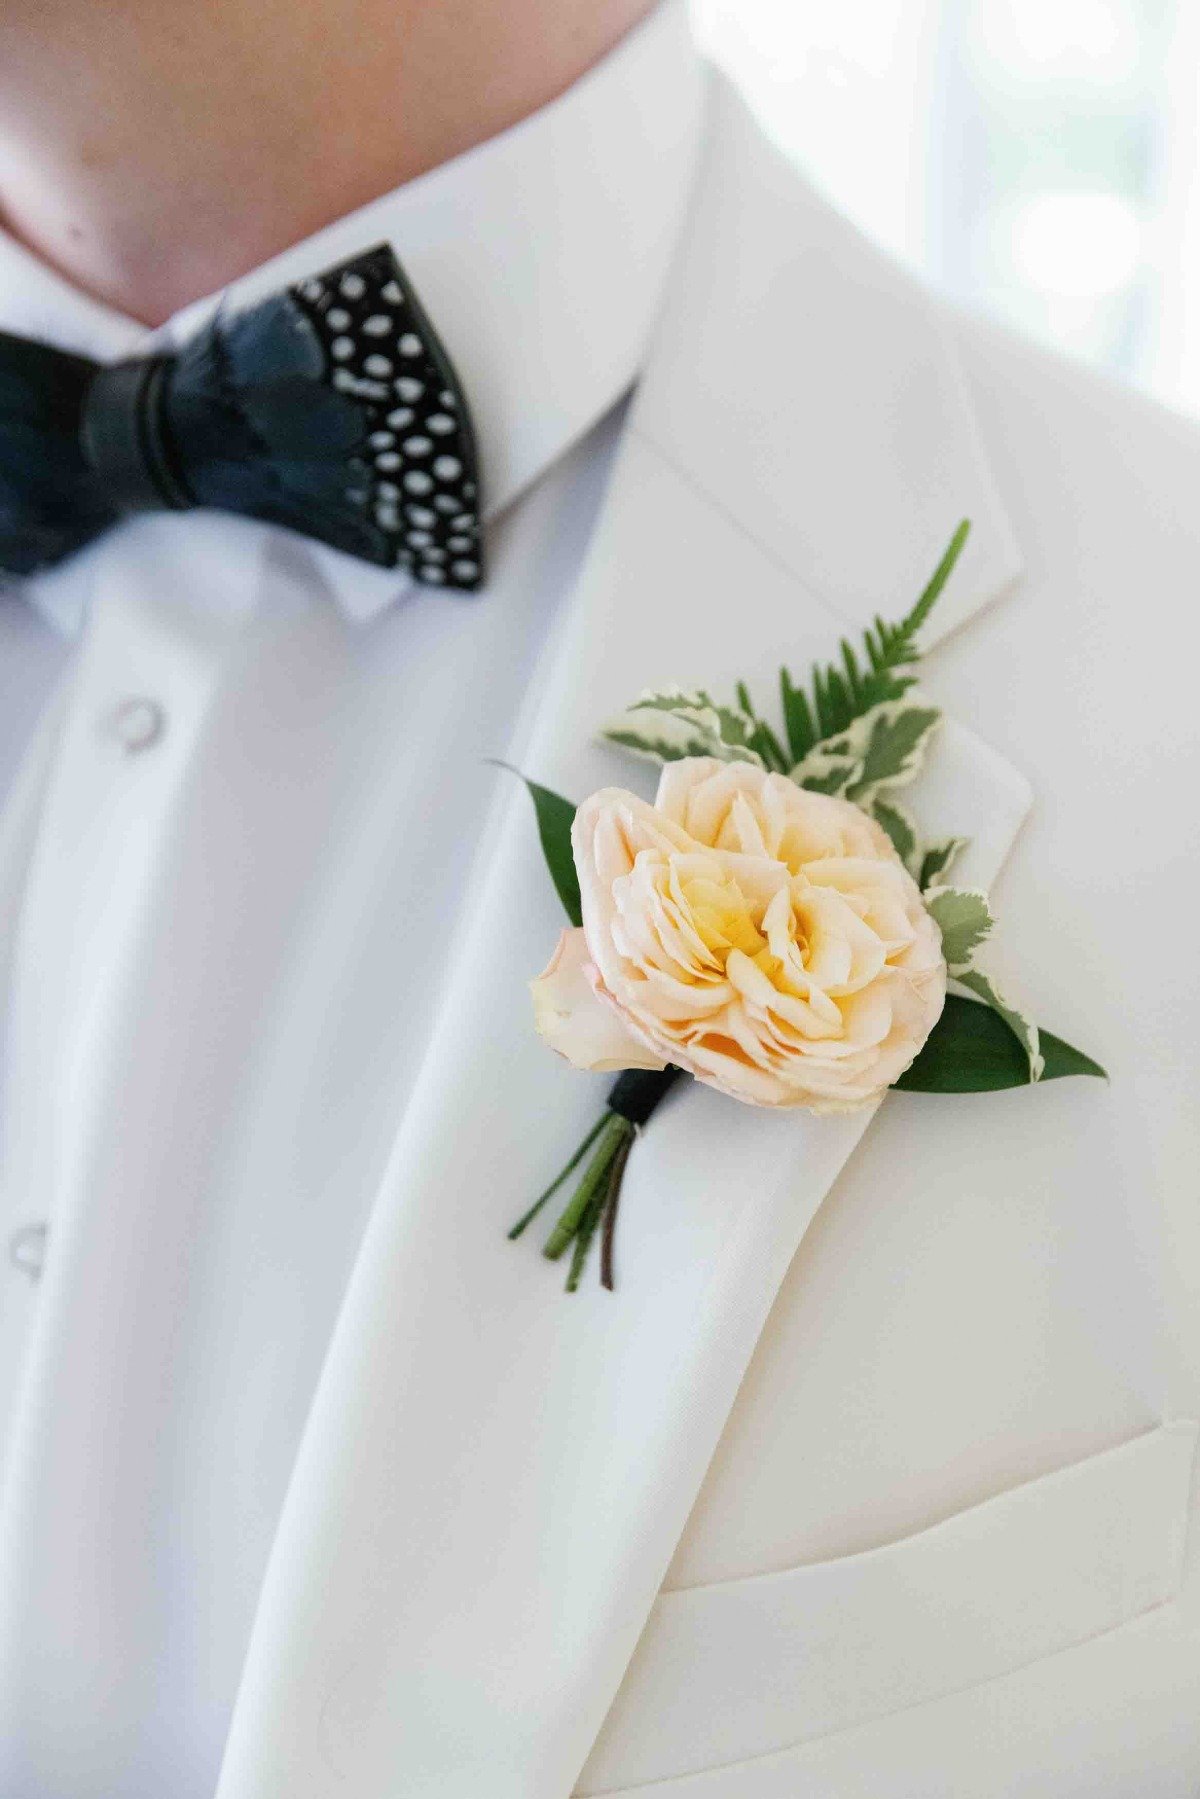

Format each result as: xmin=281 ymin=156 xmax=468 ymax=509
xmin=210 ymin=615 xmax=1030 ymax=1799
xmin=588 ymin=105 xmax=1200 ymax=1794
xmin=581 ymin=1422 xmax=1198 ymax=1790
xmin=0 ymin=28 xmax=1198 ymax=1799
xmin=213 ymin=80 xmax=1200 ymax=1799
xmin=0 ymin=9 xmax=705 ymax=1798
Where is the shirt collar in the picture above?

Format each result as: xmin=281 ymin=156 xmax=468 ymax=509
xmin=0 ymin=0 xmax=706 ymax=628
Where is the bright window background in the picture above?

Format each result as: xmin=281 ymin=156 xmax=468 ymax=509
xmin=691 ymin=0 xmax=1200 ymax=418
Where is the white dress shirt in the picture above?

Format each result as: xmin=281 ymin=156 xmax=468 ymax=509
xmin=0 ymin=8 xmax=705 ymax=1795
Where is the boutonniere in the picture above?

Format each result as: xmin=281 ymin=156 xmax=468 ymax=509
xmin=508 ymin=522 xmax=1104 ymax=1291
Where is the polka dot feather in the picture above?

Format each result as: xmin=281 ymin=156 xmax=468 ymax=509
xmin=291 ymin=244 xmax=484 ymax=591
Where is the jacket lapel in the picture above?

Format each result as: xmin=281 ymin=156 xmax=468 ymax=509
xmin=630 ymin=80 xmax=1023 ymax=652
xmin=216 ymin=81 xmax=1029 ymax=1799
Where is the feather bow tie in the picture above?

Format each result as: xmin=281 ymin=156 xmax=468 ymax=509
xmin=0 ymin=243 xmax=484 ymax=590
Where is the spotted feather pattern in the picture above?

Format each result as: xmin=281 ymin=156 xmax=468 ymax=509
xmin=291 ymin=245 xmax=483 ymax=591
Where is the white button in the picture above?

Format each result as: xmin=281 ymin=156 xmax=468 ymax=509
xmin=107 ymin=697 xmax=165 ymax=754
xmin=9 ymin=1222 xmax=46 ymax=1280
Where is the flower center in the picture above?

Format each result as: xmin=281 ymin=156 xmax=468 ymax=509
xmin=679 ymin=870 xmax=768 ymax=963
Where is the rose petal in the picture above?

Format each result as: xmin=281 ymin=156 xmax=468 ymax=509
xmin=531 ymin=927 xmax=667 ymax=1073
xmin=552 ymin=758 xmax=947 ymax=1110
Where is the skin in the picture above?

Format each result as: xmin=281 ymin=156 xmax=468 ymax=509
xmin=0 ymin=0 xmax=656 ymax=325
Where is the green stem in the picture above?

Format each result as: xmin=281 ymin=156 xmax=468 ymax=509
xmin=566 ymin=1164 xmax=614 ymax=1292
xmin=508 ymin=1112 xmax=609 ymax=1241
xmin=598 ymin=1126 xmax=634 ymax=1292
xmin=542 ymin=1114 xmax=628 ymax=1262
xmin=565 ymin=1127 xmax=634 ymax=1292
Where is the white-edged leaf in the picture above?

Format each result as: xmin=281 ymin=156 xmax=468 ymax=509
xmin=848 ymin=703 xmax=942 ymax=800
xmin=871 ymin=797 xmax=920 ymax=872
xmin=791 ymin=699 xmax=941 ymax=804
xmin=920 ymin=835 xmax=969 ymax=891
xmin=958 ymin=967 xmax=1045 ymax=1082
xmin=794 ymin=756 xmax=859 ymax=796
xmin=600 ymin=687 xmax=765 ymax=767
xmin=791 ymin=738 xmax=859 ymax=794
xmin=925 ymin=885 xmax=994 ymax=975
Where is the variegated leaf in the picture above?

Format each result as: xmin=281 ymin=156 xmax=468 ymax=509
xmin=925 ymin=885 xmax=994 ymax=975
xmin=871 ymin=797 xmax=921 ymax=873
xmin=958 ymin=966 xmax=1045 ymax=1082
xmin=600 ymin=687 xmax=765 ymax=767
xmin=793 ymin=756 xmax=859 ymax=797
xmin=919 ymin=835 xmax=969 ymax=891
xmin=791 ymin=699 xmax=941 ymax=805
xmin=847 ymin=703 xmax=942 ymax=801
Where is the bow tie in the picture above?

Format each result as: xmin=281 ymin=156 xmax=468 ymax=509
xmin=0 ymin=244 xmax=484 ymax=591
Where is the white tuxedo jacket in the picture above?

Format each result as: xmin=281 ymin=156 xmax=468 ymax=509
xmin=4 ymin=74 xmax=1200 ymax=1799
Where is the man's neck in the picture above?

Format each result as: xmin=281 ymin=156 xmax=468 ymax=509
xmin=0 ymin=0 xmax=656 ymax=327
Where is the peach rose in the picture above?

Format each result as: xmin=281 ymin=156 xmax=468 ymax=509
xmin=531 ymin=758 xmax=946 ymax=1111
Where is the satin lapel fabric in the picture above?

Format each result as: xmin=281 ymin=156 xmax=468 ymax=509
xmin=214 ymin=82 xmax=1030 ymax=1799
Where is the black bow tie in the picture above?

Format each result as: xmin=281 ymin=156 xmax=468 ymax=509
xmin=0 ymin=243 xmax=484 ymax=591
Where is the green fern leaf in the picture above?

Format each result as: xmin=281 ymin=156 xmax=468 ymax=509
xmin=776 ymin=520 xmax=969 ymax=769
xmin=780 ymin=668 xmax=817 ymax=763
xmin=823 ymin=666 xmax=852 ymax=736
xmin=841 ymin=639 xmax=862 ymax=702
xmin=886 ymin=517 xmax=971 ymax=657
xmin=735 ymin=680 xmax=789 ymax=772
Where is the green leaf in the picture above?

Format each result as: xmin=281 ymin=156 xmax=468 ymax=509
xmin=925 ymin=885 xmax=994 ymax=975
xmin=502 ymin=768 xmax=581 ymax=926
xmin=821 ymin=665 xmax=852 ymax=737
xmin=747 ymin=720 xmax=789 ymax=771
xmin=599 ymin=688 xmax=765 ymax=768
xmin=919 ymin=835 xmax=969 ymax=891
xmin=872 ymin=796 xmax=919 ymax=869
xmin=736 ymin=681 xmax=789 ymax=772
xmin=776 ymin=521 xmax=969 ymax=765
xmin=796 ymin=758 xmax=859 ymax=796
xmin=873 ymin=806 xmax=969 ymax=888
xmin=847 ymin=703 xmax=941 ymax=800
xmin=894 ymin=994 xmax=1106 ymax=1093
xmin=780 ymin=667 xmax=817 ymax=764
xmin=887 ymin=517 xmax=972 ymax=651
xmin=959 ymin=967 xmax=1044 ymax=1082
xmin=792 ymin=699 xmax=941 ymax=804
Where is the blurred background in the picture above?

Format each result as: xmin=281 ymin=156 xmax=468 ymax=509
xmin=692 ymin=0 xmax=1200 ymax=417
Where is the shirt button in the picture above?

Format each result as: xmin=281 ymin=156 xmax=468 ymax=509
xmin=9 ymin=1221 xmax=47 ymax=1281
xmin=106 ymin=696 xmax=166 ymax=753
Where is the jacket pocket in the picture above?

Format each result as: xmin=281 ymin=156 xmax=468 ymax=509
xmin=578 ymin=1421 xmax=1197 ymax=1793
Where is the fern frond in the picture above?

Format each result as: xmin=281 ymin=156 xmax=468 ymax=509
xmin=777 ymin=519 xmax=970 ymax=765
xmin=780 ymin=668 xmax=816 ymax=765
xmin=872 ymin=517 xmax=970 ymax=669
xmin=735 ymin=681 xmax=789 ymax=771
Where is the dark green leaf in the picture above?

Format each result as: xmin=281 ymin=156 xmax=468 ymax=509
xmin=823 ymin=666 xmax=851 ymax=736
xmin=894 ymin=994 xmax=1107 ymax=1093
xmin=866 ymin=616 xmax=888 ymax=670
xmin=872 ymin=796 xmax=918 ymax=867
xmin=776 ymin=522 xmax=969 ymax=774
xmin=895 ymin=517 xmax=971 ymax=647
xmin=497 ymin=766 xmax=581 ymax=926
xmin=812 ymin=665 xmax=829 ymax=739
xmin=737 ymin=680 xmax=789 ymax=771
xmin=781 ymin=668 xmax=816 ymax=763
